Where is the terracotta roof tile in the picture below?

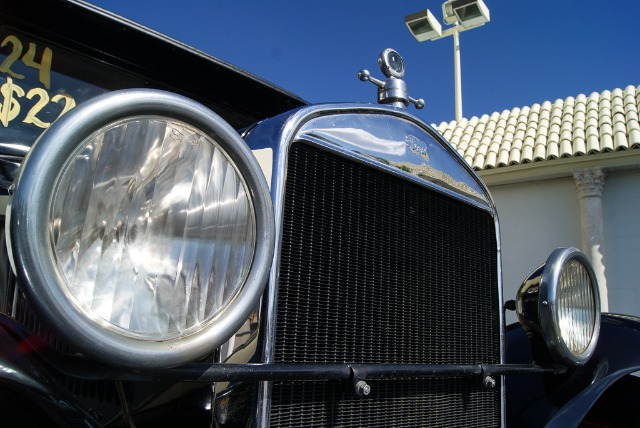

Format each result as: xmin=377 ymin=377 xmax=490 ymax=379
xmin=434 ymin=85 xmax=640 ymax=170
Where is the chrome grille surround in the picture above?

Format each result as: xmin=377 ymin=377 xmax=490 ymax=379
xmin=243 ymin=104 xmax=505 ymax=427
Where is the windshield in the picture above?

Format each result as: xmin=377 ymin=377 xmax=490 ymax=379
xmin=0 ymin=28 xmax=144 ymax=155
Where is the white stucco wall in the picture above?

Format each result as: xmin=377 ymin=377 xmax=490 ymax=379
xmin=602 ymin=169 xmax=640 ymax=316
xmin=486 ymin=168 xmax=640 ymax=323
xmin=488 ymin=177 xmax=582 ymax=324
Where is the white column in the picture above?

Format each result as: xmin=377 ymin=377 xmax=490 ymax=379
xmin=573 ymin=167 xmax=608 ymax=312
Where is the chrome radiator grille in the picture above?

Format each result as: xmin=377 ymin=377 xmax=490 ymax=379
xmin=271 ymin=142 xmax=500 ymax=427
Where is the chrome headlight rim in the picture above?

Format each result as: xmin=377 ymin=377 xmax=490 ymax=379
xmin=7 ymin=89 xmax=274 ymax=368
xmin=538 ymin=247 xmax=601 ymax=366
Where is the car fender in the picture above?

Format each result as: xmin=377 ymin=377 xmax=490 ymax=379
xmin=0 ymin=314 xmax=100 ymax=427
xmin=507 ymin=313 xmax=640 ymax=427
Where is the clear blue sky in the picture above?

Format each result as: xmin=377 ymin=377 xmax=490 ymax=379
xmin=87 ymin=0 xmax=639 ymax=126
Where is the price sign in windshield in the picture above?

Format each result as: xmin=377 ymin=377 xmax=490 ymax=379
xmin=0 ymin=30 xmax=144 ymax=150
xmin=0 ymin=34 xmax=76 ymax=130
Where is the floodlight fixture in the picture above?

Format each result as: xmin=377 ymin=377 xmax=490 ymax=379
xmin=405 ymin=9 xmax=443 ymax=42
xmin=443 ymin=0 xmax=490 ymax=28
xmin=403 ymin=0 xmax=490 ymax=121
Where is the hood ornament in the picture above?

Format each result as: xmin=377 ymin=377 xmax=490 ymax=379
xmin=358 ymin=48 xmax=424 ymax=110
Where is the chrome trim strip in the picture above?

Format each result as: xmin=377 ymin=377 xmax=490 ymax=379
xmin=495 ymin=212 xmax=506 ymax=427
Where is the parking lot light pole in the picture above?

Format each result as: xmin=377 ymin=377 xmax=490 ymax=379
xmin=405 ymin=0 xmax=490 ymax=122
xmin=452 ymin=25 xmax=462 ymax=121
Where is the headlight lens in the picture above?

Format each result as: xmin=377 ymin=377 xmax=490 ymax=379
xmin=556 ymin=259 xmax=598 ymax=355
xmin=516 ymin=247 xmax=600 ymax=366
xmin=7 ymin=90 xmax=274 ymax=368
xmin=51 ymin=117 xmax=256 ymax=341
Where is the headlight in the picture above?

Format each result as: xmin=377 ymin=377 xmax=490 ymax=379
xmin=516 ymin=247 xmax=601 ymax=366
xmin=7 ymin=89 xmax=274 ymax=368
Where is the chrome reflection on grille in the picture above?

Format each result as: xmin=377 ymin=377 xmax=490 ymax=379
xmin=271 ymin=143 xmax=500 ymax=427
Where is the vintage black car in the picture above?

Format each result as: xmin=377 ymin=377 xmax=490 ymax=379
xmin=1 ymin=1 xmax=640 ymax=427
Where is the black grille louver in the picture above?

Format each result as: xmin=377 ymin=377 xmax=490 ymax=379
xmin=271 ymin=142 xmax=500 ymax=427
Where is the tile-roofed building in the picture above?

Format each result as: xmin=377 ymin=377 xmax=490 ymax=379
xmin=439 ymin=85 xmax=640 ymax=323
xmin=434 ymin=85 xmax=640 ymax=171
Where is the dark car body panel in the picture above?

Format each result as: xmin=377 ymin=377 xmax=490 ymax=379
xmin=506 ymin=313 xmax=640 ymax=427
xmin=0 ymin=0 xmax=305 ymax=130
xmin=0 ymin=0 xmax=306 ymax=197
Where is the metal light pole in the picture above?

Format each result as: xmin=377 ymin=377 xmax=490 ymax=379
xmin=405 ymin=0 xmax=490 ymax=122
xmin=452 ymin=24 xmax=462 ymax=121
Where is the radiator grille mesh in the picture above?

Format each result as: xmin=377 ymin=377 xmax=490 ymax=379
xmin=271 ymin=143 xmax=500 ymax=427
